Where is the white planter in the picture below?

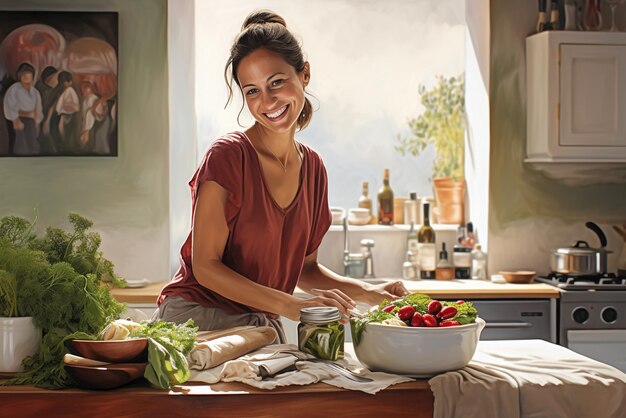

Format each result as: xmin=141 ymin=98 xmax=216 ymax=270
xmin=0 ymin=317 xmax=42 ymax=373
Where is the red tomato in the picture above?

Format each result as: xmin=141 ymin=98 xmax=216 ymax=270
xmin=397 ymin=305 xmax=416 ymax=321
xmin=423 ymin=314 xmax=438 ymax=327
xmin=455 ymin=300 xmax=465 ymax=305
xmin=437 ymin=306 xmax=458 ymax=320
xmin=427 ymin=300 xmax=442 ymax=315
xmin=382 ymin=304 xmax=396 ymax=313
xmin=439 ymin=320 xmax=461 ymax=327
xmin=411 ymin=312 xmax=424 ymax=327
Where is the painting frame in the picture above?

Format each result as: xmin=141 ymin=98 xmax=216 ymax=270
xmin=0 ymin=11 xmax=119 ymax=157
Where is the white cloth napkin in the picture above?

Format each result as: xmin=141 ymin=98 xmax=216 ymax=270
xmin=429 ymin=339 xmax=626 ymax=418
xmin=188 ymin=343 xmax=413 ymax=394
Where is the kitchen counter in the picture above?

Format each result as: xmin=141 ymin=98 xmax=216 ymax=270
xmin=109 ymin=279 xmax=559 ymax=305
xmin=0 ymin=379 xmax=433 ymax=418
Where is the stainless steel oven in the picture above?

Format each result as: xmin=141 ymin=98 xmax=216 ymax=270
xmin=470 ymin=299 xmax=554 ymax=342
xmin=536 ymin=273 xmax=626 ymax=373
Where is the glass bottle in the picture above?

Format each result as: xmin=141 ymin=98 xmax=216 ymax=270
xmin=407 ymin=221 xmax=419 ymax=271
xmin=537 ymin=0 xmax=549 ymax=32
xmin=564 ymin=0 xmax=577 ymax=30
xmin=298 ymin=307 xmax=344 ymax=360
xmin=435 ymin=243 xmax=455 ymax=280
xmin=358 ymin=181 xmax=372 ymax=224
xmin=583 ymin=0 xmax=602 ymax=31
xmin=549 ymin=0 xmax=560 ymax=29
xmin=471 ymin=244 xmax=488 ymax=280
xmin=403 ymin=192 xmax=419 ymax=225
xmin=377 ymin=168 xmax=394 ymax=225
xmin=417 ymin=202 xmax=436 ymax=279
xmin=402 ymin=250 xmax=417 ymax=280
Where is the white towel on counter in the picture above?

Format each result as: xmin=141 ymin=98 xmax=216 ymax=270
xmin=187 ymin=343 xmax=413 ymax=394
xmin=429 ymin=339 xmax=626 ymax=418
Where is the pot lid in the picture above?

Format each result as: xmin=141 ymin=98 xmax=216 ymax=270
xmin=554 ymin=240 xmax=599 ymax=255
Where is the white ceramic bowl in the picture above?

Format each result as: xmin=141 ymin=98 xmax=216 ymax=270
xmin=348 ymin=208 xmax=371 ymax=225
xmin=330 ymin=207 xmax=345 ymax=225
xmin=353 ymin=317 xmax=486 ymax=376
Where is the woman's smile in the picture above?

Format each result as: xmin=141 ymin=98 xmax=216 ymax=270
xmin=265 ymin=104 xmax=288 ymax=121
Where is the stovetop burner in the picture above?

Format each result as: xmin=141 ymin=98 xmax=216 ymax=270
xmin=536 ymin=272 xmax=626 ymax=290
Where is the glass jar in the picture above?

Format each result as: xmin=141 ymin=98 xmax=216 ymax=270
xmin=453 ymin=245 xmax=472 ymax=279
xmin=298 ymin=307 xmax=344 ymax=360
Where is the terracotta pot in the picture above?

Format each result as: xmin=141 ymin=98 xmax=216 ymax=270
xmin=433 ymin=177 xmax=465 ymax=224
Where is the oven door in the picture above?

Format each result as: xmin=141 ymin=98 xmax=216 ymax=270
xmin=567 ymin=330 xmax=626 ymax=373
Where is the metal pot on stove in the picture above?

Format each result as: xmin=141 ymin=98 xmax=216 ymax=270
xmin=550 ymin=221 xmax=612 ymax=275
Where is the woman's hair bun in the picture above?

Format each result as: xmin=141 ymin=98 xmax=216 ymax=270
xmin=241 ymin=9 xmax=286 ymax=30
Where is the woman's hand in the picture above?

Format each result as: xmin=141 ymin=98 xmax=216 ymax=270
xmin=364 ymin=280 xmax=410 ymax=306
xmin=286 ymin=288 xmax=356 ymax=321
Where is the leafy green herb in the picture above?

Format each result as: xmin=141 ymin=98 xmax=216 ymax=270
xmin=0 ymin=213 xmax=126 ymax=389
xmin=130 ymin=320 xmax=198 ymax=389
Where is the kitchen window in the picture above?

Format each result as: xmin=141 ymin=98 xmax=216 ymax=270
xmin=193 ymin=0 xmax=466 ymax=211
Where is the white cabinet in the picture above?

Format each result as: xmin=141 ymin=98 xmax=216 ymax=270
xmin=526 ymin=31 xmax=626 ymax=162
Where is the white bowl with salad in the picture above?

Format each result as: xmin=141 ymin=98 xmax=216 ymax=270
xmin=350 ymin=293 xmax=485 ymax=376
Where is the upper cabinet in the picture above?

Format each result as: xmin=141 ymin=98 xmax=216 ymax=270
xmin=526 ymin=31 xmax=626 ymax=162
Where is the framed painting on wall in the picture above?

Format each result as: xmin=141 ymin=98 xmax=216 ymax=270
xmin=0 ymin=11 xmax=118 ymax=157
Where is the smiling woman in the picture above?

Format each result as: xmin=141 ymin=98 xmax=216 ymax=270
xmin=156 ymin=9 xmax=409 ymax=343
xmin=195 ymin=0 xmax=466 ymax=210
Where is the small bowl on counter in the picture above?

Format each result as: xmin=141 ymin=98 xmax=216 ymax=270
xmin=64 ymin=362 xmax=148 ymax=390
xmin=66 ymin=338 xmax=149 ymax=363
xmin=330 ymin=207 xmax=345 ymax=225
xmin=499 ymin=271 xmax=536 ymax=284
xmin=348 ymin=208 xmax=371 ymax=225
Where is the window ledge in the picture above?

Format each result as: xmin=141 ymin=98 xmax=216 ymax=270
xmin=328 ymin=224 xmax=459 ymax=232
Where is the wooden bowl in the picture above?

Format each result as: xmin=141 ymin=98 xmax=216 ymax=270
xmin=66 ymin=338 xmax=148 ymax=363
xmin=499 ymin=271 xmax=536 ymax=284
xmin=65 ymin=362 xmax=147 ymax=390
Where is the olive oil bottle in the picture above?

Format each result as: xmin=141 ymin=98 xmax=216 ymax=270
xmin=418 ymin=202 xmax=436 ymax=279
xmin=377 ymin=168 xmax=394 ymax=225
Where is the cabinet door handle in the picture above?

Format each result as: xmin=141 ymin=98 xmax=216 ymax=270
xmin=485 ymin=321 xmax=532 ymax=328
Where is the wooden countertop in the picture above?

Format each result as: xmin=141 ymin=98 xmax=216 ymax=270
xmin=109 ymin=279 xmax=559 ymax=305
xmin=0 ymin=379 xmax=433 ymax=418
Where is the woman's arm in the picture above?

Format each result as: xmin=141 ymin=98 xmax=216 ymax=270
xmin=299 ymin=251 xmax=410 ymax=307
xmin=191 ymin=180 xmax=355 ymax=321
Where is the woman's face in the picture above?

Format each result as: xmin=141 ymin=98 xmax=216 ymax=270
xmin=237 ymin=48 xmax=309 ymax=134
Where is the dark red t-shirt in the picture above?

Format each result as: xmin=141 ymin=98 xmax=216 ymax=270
xmin=158 ymin=131 xmax=332 ymax=315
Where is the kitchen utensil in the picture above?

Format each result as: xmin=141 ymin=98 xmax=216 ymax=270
xmin=499 ymin=271 xmax=536 ymax=284
xmin=352 ymin=318 xmax=485 ymax=376
xmin=297 ymin=358 xmax=373 ymax=383
xmin=64 ymin=362 xmax=147 ymax=390
xmin=66 ymin=338 xmax=148 ymax=363
xmin=550 ymin=221 xmax=611 ymax=275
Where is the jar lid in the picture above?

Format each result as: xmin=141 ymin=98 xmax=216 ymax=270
xmin=453 ymin=245 xmax=472 ymax=252
xmin=300 ymin=307 xmax=341 ymax=323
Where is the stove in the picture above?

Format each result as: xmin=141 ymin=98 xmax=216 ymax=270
xmin=535 ymin=272 xmax=626 ymax=291
xmin=536 ymin=272 xmax=626 ymax=372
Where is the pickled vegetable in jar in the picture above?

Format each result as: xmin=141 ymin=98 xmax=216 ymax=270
xmin=298 ymin=307 xmax=344 ymax=361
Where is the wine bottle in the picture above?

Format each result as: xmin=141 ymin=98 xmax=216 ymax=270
xmin=418 ymin=202 xmax=436 ymax=279
xmin=358 ymin=181 xmax=373 ymax=224
xmin=377 ymin=168 xmax=394 ymax=225
xmin=536 ymin=0 xmax=549 ymax=32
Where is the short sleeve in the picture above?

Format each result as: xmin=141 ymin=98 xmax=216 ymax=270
xmin=306 ymin=155 xmax=332 ymax=256
xmin=190 ymin=138 xmax=243 ymax=226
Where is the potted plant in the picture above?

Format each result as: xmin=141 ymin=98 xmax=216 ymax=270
xmin=0 ymin=213 xmax=126 ymax=387
xmin=396 ymin=74 xmax=466 ymax=224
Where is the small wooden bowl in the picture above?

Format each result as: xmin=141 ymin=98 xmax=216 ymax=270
xmin=499 ymin=271 xmax=536 ymax=284
xmin=66 ymin=338 xmax=148 ymax=363
xmin=65 ymin=362 xmax=147 ymax=390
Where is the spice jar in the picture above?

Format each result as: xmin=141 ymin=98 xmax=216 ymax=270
xmin=453 ymin=245 xmax=472 ymax=279
xmin=298 ymin=307 xmax=344 ymax=360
